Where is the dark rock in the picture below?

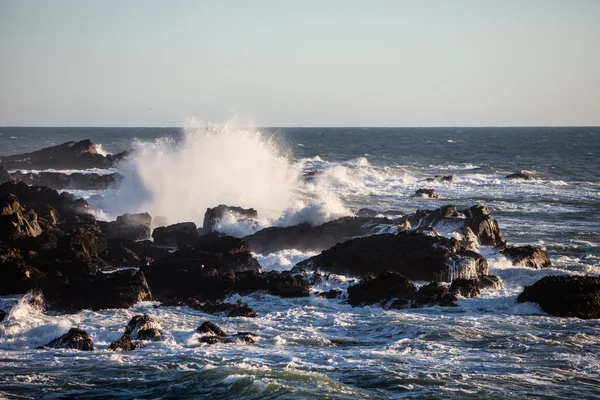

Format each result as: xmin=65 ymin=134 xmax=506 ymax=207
xmin=449 ymin=278 xmax=481 ymax=298
xmin=317 ymin=289 xmax=343 ymax=299
xmin=199 ymin=333 xmax=255 ymax=345
xmin=517 ymin=275 xmax=600 ymax=319
xmin=355 ymin=208 xmax=378 ymax=218
xmin=0 ymin=309 xmax=5 ymax=322
xmin=478 ymin=274 xmax=503 ymax=290
xmin=414 ymin=282 xmax=457 ymax=306
xmin=197 ymin=321 xmax=226 ymax=336
xmin=109 ymin=334 xmax=143 ymax=351
xmin=412 ymin=188 xmax=439 ymax=198
xmin=102 ymin=239 xmax=171 ymax=268
xmin=40 ymin=269 xmax=152 ymax=313
xmin=501 ymin=245 xmax=552 ymax=269
xmin=0 ymin=166 xmax=14 ymax=184
xmin=203 ymin=204 xmax=258 ymax=233
xmin=0 ymin=245 xmax=46 ymax=295
xmin=101 ymin=213 xmax=152 ymax=241
xmin=244 ymin=216 xmax=395 ymax=255
xmin=0 ymin=194 xmax=43 ymax=242
xmin=505 ymin=171 xmax=533 ymax=180
xmin=463 ymin=206 xmax=506 ymax=247
xmin=10 ymin=171 xmax=122 ymax=191
xmin=0 ymin=139 xmax=123 ymax=170
xmin=347 ymin=272 xmax=416 ymax=307
xmin=152 ymin=222 xmax=199 ymax=248
xmin=194 ymin=301 xmax=258 ymax=318
xmin=39 ymin=328 xmax=94 ymax=351
xmin=297 ymin=231 xmax=488 ymax=282
xmin=125 ymin=315 xmax=162 ymax=340
xmin=425 ymin=175 xmax=453 ymax=182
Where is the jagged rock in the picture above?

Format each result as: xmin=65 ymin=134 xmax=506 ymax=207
xmin=463 ymin=206 xmax=506 ymax=247
xmin=0 ymin=166 xmax=14 ymax=184
xmin=517 ymin=275 xmax=600 ymax=319
xmin=43 ymin=224 xmax=108 ymax=275
xmin=0 ymin=309 xmax=6 ymax=322
xmin=449 ymin=278 xmax=481 ymax=298
xmin=152 ymin=222 xmax=199 ymax=248
xmin=0 ymin=245 xmax=46 ymax=295
xmin=40 ymin=269 xmax=152 ymax=312
xmin=10 ymin=171 xmax=122 ymax=191
xmin=501 ymin=245 xmax=552 ymax=269
xmin=194 ymin=301 xmax=257 ymax=318
xmin=412 ymin=188 xmax=439 ymax=198
xmin=478 ymin=274 xmax=503 ymax=290
xmin=347 ymin=272 xmax=416 ymax=307
xmin=203 ymin=205 xmax=258 ymax=233
xmin=244 ymin=216 xmax=395 ymax=255
xmin=355 ymin=208 xmax=378 ymax=217
xmin=317 ymin=289 xmax=343 ymax=299
xmin=102 ymin=239 xmax=170 ymax=268
xmin=296 ymin=231 xmax=488 ymax=282
xmin=197 ymin=321 xmax=226 ymax=336
xmin=109 ymin=334 xmax=143 ymax=351
xmin=125 ymin=315 xmax=162 ymax=340
xmin=0 ymin=194 xmax=43 ymax=242
xmin=39 ymin=328 xmax=94 ymax=351
xmin=424 ymin=175 xmax=453 ymax=182
xmin=0 ymin=139 xmax=127 ymax=170
xmin=414 ymin=282 xmax=457 ymax=306
xmin=505 ymin=171 xmax=533 ymax=180
xmin=100 ymin=213 xmax=152 ymax=241
xmin=199 ymin=333 xmax=256 ymax=345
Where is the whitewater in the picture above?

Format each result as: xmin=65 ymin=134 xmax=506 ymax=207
xmin=0 ymin=124 xmax=599 ymax=399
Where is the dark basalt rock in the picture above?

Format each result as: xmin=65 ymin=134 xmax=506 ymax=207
xmin=203 ymin=204 xmax=258 ymax=233
xmin=0 ymin=309 xmax=6 ymax=322
xmin=10 ymin=171 xmax=122 ymax=191
xmin=197 ymin=321 xmax=227 ymax=336
xmin=39 ymin=328 xmax=94 ymax=351
xmin=100 ymin=213 xmax=152 ymax=241
xmin=244 ymin=216 xmax=395 ymax=255
xmin=125 ymin=315 xmax=162 ymax=340
xmin=296 ymin=231 xmax=488 ymax=282
xmin=412 ymin=188 xmax=439 ymax=198
xmin=0 ymin=139 xmax=126 ymax=170
xmin=194 ymin=301 xmax=257 ymax=318
xmin=199 ymin=333 xmax=256 ymax=345
xmin=355 ymin=208 xmax=378 ymax=218
xmin=317 ymin=289 xmax=343 ymax=299
xmin=102 ymin=239 xmax=171 ymax=268
xmin=478 ymin=274 xmax=503 ymax=290
xmin=424 ymin=175 xmax=453 ymax=183
xmin=449 ymin=278 xmax=481 ymax=298
xmin=505 ymin=171 xmax=533 ymax=180
xmin=347 ymin=272 xmax=417 ymax=307
xmin=501 ymin=245 xmax=552 ymax=269
xmin=0 ymin=166 xmax=14 ymax=184
xmin=109 ymin=334 xmax=143 ymax=351
xmin=152 ymin=222 xmax=199 ymax=248
xmin=40 ymin=269 xmax=152 ymax=313
xmin=414 ymin=282 xmax=457 ymax=307
xmin=0 ymin=245 xmax=46 ymax=295
xmin=517 ymin=275 xmax=600 ymax=319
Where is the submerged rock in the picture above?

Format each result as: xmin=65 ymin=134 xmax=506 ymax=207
xmin=39 ymin=328 xmax=94 ymax=351
xmin=125 ymin=315 xmax=163 ymax=340
xmin=194 ymin=301 xmax=257 ymax=318
xmin=197 ymin=321 xmax=227 ymax=336
xmin=424 ymin=175 xmax=453 ymax=183
xmin=505 ymin=171 xmax=533 ymax=180
xmin=501 ymin=245 xmax=552 ymax=269
xmin=109 ymin=334 xmax=143 ymax=351
xmin=517 ymin=275 xmax=600 ymax=319
xmin=152 ymin=222 xmax=199 ymax=248
xmin=199 ymin=333 xmax=255 ymax=345
xmin=317 ymin=289 xmax=343 ymax=299
xmin=412 ymin=188 xmax=439 ymax=198
xmin=203 ymin=204 xmax=258 ymax=233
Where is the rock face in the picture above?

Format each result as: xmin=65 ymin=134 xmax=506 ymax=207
xmin=203 ymin=205 xmax=258 ymax=233
xmin=347 ymin=272 xmax=416 ymax=307
xmin=412 ymin=188 xmax=439 ymax=198
xmin=100 ymin=213 xmax=152 ymax=241
xmin=501 ymin=246 xmax=552 ymax=269
xmin=152 ymin=222 xmax=199 ymax=248
xmin=0 ymin=194 xmax=43 ymax=242
xmin=10 ymin=171 xmax=122 ymax=190
xmin=505 ymin=171 xmax=533 ymax=180
xmin=296 ymin=231 xmax=488 ymax=282
xmin=109 ymin=334 xmax=143 ymax=351
xmin=449 ymin=278 xmax=481 ymax=298
xmin=0 ymin=166 xmax=14 ymax=184
xmin=39 ymin=328 xmax=94 ymax=351
xmin=124 ymin=315 xmax=162 ymax=340
xmin=517 ymin=275 xmax=600 ymax=319
xmin=414 ymin=282 xmax=457 ymax=307
xmin=0 ymin=140 xmax=127 ymax=170
xmin=244 ymin=216 xmax=395 ymax=255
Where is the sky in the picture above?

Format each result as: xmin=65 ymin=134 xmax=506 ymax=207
xmin=0 ymin=0 xmax=599 ymax=127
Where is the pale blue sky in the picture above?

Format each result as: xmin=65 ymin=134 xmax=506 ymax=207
xmin=1 ymin=0 xmax=599 ymax=127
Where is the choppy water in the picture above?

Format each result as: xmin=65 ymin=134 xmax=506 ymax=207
xmin=1 ymin=126 xmax=599 ymax=399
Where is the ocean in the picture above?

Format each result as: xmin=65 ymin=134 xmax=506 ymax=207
xmin=0 ymin=125 xmax=599 ymax=399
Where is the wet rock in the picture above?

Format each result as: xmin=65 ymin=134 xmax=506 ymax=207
xmin=414 ymin=282 xmax=457 ymax=306
xmin=39 ymin=328 xmax=94 ymax=351
xmin=0 ymin=309 xmax=5 ymax=322
xmin=102 ymin=239 xmax=171 ymax=268
xmin=478 ymin=274 xmax=503 ymax=290
xmin=297 ymin=231 xmax=488 ymax=282
xmin=152 ymin=222 xmax=199 ymax=248
xmin=0 ymin=245 xmax=46 ymax=295
xmin=101 ymin=213 xmax=152 ymax=241
xmin=501 ymin=245 xmax=552 ymax=269
xmin=0 ymin=139 xmax=125 ymax=170
xmin=505 ymin=171 xmax=533 ymax=180
xmin=425 ymin=175 xmax=453 ymax=182
xmin=109 ymin=334 xmax=143 ymax=351
xmin=244 ymin=216 xmax=395 ymax=255
xmin=195 ymin=301 xmax=257 ymax=318
xmin=317 ymin=289 xmax=343 ymax=299
xmin=203 ymin=204 xmax=258 ymax=233
xmin=517 ymin=275 xmax=600 ymax=319
xmin=199 ymin=333 xmax=256 ymax=345
xmin=412 ymin=188 xmax=439 ymax=198
xmin=449 ymin=278 xmax=481 ymax=298
xmin=463 ymin=206 xmax=506 ymax=247
xmin=125 ymin=315 xmax=162 ymax=340
xmin=10 ymin=171 xmax=122 ymax=191
xmin=347 ymin=272 xmax=416 ymax=307
xmin=0 ymin=194 xmax=43 ymax=242
xmin=197 ymin=321 xmax=226 ymax=336
xmin=355 ymin=208 xmax=378 ymax=218
xmin=40 ymin=269 xmax=152 ymax=313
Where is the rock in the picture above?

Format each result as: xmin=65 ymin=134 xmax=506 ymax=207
xmin=40 ymin=269 xmax=152 ymax=312
xmin=412 ymin=188 xmax=439 ymax=198
xmin=478 ymin=274 xmax=503 ymax=290
xmin=197 ymin=321 xmax=226 ymax=336
xmin=501 ymin=245 xmax=552 ymax=269
xmin=244 ymin=216 xmax=395 ymax=255
xmin=0 ymin=194 xmax=43 ymax=242
xmin=517 ymin=275 xmax=600 ymax=319
xmin=505 ymin=171 xmax=533 ymax=180
xmin=463 ymin=206 xmax=506 ymax=247
xmin=152 ymin=222 xmax=199 ymax=248
xmin=199 ymin=333 xmax=255 ymax=345
xmin=414 ymin=282 xmax=457 ymax=306
xmin=0 ymin=245 xmax=46 ymax=295
xmin=0 ymin=139 xmax=125 ymax=170
xmin=203 ymin=205 xmax=258 ymax=233
xmin=194 ymin=301 xmax=258 ymax=318
xmin=449 ymin=278 xmax=481 ymax=298
xmin=0 ymin=166 xmax=14 ymax=184
xmin=347 ymin=272 xmax=416 ymax=307
xmin=101 ymin=213 xmax=152 ymax=241
xmin=39 ymin=328 xmax=94 ymax=351
xmin=297 ymin=231 xmax=488 ymax=282
xmin=102 ymin=239 xmax=171 ymax=268
xmin=0 ymin=309 xmax=6 ymax=322
xmin=109 ymin=334 xmax=143 ymax=351
xmin=424 ymin=175 xmax=453 ymax=182
xmin=125 ymin=315 xmax=162 ymax=340
xmin=355 ymin=208 xmax=378 ymax=218
xmin=10 ymin=171 xmax=122 ymax=191
xmin=317 ymin=289 xmax=343 ymax=299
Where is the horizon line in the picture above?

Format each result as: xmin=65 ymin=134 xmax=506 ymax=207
xmin=1 ymin=125 xmax=599 ymax=129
